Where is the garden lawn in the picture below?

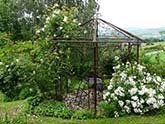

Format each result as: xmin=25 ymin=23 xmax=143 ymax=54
xmin=29 ymin=114 xmax=165 ymax=124
xmin=0 ymin=99 xmax=27 ymax=117
xmin=147 ymin=52 xmax=165 ymax=63
xmin=0 ymin=98 xmax=165 ymax=124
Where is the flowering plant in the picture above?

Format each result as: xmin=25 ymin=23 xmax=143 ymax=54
xmin=103 ymin=59 xmax=165 ymax=117
xmin=36 ymin=4 xmax=83 ymax=38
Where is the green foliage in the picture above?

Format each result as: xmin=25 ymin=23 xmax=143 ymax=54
xmin=144 ymin=45 xmax=164 ymax=53
xmin=32 ymin=100 xmax=73 ymax=119
xmin=18 ymin=87 xmax=37 ymax=100
xmin=0 ymin=41 xmax=37 ymax=100
xmin=0 ymin=37 xmax=72 ymax=100
xmin=100 ymin=47 xmax=136 ymax=77
xmin=0 ymin=0 xmax=47 ymax=40
xmin=0 ymin=0 xmax=96 ymax=40
xmin=99 ymin=101 xmax=121 ymax=118
xmin=71 ymin=109 xmax=94 ymax=120
xmin=36 ymin=4 xmax=83 ymax=39
xmin=27 ymin=95 xmax=43 ymax=109
xmin=140 ymin=42 xmax=165 ymax=78
xmin=0 ymin=32 xmax=13 ymax=47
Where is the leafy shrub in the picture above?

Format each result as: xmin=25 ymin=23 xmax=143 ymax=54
xmin=33 ymin=100 xmax=73 ymax=119
xmin=27 ymin=95 xmax=43 ymax=107
xmin=100 ymin=48 xmax=136 ymax=77
xmin=99 ymin=101 xmax=121 ymax=118
xmin=102 ymin=61 xmax=165 ymax=118
xmin=71 ymin=109 xmax=94 ymax=120
xmin=18 ymin=87 xmax=37 ymax=100
xmin=26 ymin=95 xmax=43 ymax=114
xmin=3 ymin=95 xmax=13 ymax=102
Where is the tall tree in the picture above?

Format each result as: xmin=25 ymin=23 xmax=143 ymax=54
xmin=0 ymin=0 xmax=96 ymax=40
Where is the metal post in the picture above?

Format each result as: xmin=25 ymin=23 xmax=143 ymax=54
xmin=136 ymin=42 xmax=140 ymax=64
xmin=93 ymin=17 xmax=98 ymax=116
xmin=88 ymin=81 xmax=90 ymax=109
xmin=93 ymin=43 xmax=98 ymax=116
xmin=128 ymin=42 xmax=131 ymax=62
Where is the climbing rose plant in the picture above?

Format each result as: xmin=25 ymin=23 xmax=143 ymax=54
xmin=36 ymin=3 xmax=82 ymax=38
xmin=103 ymin=59 xmax=165 ymax=117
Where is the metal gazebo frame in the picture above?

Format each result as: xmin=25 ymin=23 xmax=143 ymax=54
xmin=51 ymin=17 xmax=144 ymax=115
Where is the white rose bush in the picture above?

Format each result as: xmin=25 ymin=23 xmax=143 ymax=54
xmin=102 ymin=59 xmax=165 ymax=118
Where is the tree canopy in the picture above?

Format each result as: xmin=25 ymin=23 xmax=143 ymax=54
xmin=0 ymin=0 xmax=96 ymax=40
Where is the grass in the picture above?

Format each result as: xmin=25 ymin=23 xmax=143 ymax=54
xmin=149 ymin=52 xmax=165 ymax=62
xmin=0 ymin=98 xmax=27 ymax=117
xmin=29 ymin=114 xmax=165 ymax=124
xmin=141 ymin=42 xmax=165 ymax=63
xmin=0 ymin=97 xmax=165 ymax=124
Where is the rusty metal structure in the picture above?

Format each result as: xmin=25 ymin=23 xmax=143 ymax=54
xmin=51 ymin=2 xmax=144 ymax=116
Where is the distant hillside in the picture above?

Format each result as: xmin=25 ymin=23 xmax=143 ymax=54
xmin=126 ymin=27 xmax=165 ymax=40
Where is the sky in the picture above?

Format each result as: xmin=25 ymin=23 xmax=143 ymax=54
xmin=99 ymin=0 xmax=165 ymax=28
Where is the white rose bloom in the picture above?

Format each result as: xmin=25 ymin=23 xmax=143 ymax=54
xmin=134 ymin=108 xmax=139 ymax=113
xmin=129 ymin=87 xmax=138 ymax=96
xmin=84 ymin=30 xmax=87 ymax=34
xmin=124 ymin=105 xmax=131 ymax=113
xmin=59 ymin=26 xmax=63 ymax=30
xmin=156 ymin=76 xmax=162 ymax=82
xmin=153 ymin=103 xmax=159 ymax=109
xmin=131 ymin=96 xmax=139 ymax=101
xmin=0 ymin=62 xmax=3 ymax=65
xmin=107 ymin=84 xmax=113 ymax=90
xmin=128 ymin=77 xmax=136 ymax=86
xmin=54 ymin=3 xmax=59 ymax=7
xmin=146 ymin=97 xmax=156 ymax=105
xmin=157 ymin=94 xmax=164 ymax=100
xmin=103 ymin=94 xmax=106 ymax=100
xmin=148 ymin=88 xmax=156 ymax=97
xmin=114 ymin=87 xmax=125 ymax=97
xmin=54 ymin=10 xmax=60 ymax=14
xmin=120 ymin=72 xmax=127 ymax=80
xmin=126 ymin=100 xmax=131 ymax=105
xmin=147 ymin=73 xmax=150 ymax=77
xmin=63 ymin=16 xmax=68 ymax=22
xmin=126 ymin=61 xmax=130 ymax=65
xmin=16 ymin=59 xmax=19 ymax=62
xmin=36 ymin=30 xmax=40 ymax=34
xmin=146 ymin=76 xmax=152 ymax=82
xmin=73 ymin=19 xmax=77 ymax=23
xmin=115 ymin=65 xmax=120 ymax=70
xmin=160 ymin=83 xmax=165 ymax=92
xmin=46 ymin=16 xmax=50 ymax=21
xmin=158 ymin=100 xmax=164 ymax=106
xmin=114 ymin=111 xmax=119 ymax=118
xmin=140 ymin=98 xmax=145 ymax=104
xmin=118 ymin=100 xmax=124 ymax=107
xmin=131 ymin=101 xmax=137 ymax=108
xmin=41 ymin=28 xmax=45 ymax=31
xmin=103 ymin=92 xmax=110 ymax=99
xmin=138 ymin=90 xmax=144 ymax=95
xmin=153 ymin=78 xmax=160 ymax=85
xmin=114 ymin=56 xmax=119 ymax=61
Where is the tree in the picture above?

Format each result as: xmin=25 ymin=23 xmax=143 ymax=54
xmin=0 ymin=0 xmax=96 ymax=40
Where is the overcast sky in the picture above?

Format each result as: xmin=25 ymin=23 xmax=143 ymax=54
xmin=99 ymin=0 xmax=165 ymax=28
